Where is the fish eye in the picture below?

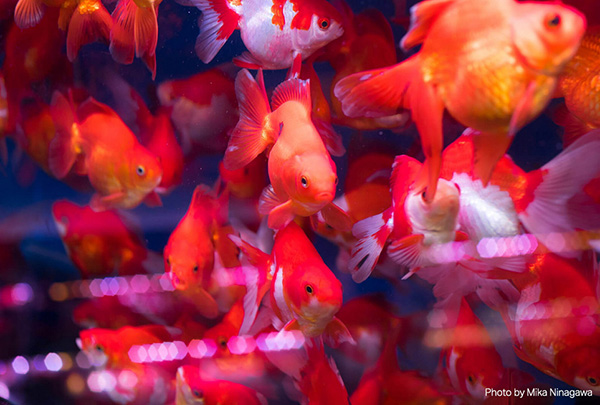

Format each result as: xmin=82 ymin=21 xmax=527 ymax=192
xmin=192 ymin=389 xmax=203 ymax=398
xmin=545 ymin=13 xmax=561 ymax=28
xmin=136 ymin=165 xmax=146 ymax=176
xmin=467 ymin=375 xmax=474 ymax=384
xmin=421 ymin=191 xmax=427 ymax=201
xmin=301 ymin=176 xmax=309 ymax=188
xmin=587 ymin=376 xmax=598 ymax=386
xmin=95 ymin=344 xmax=103 ymax=352
xmin=305 ymin=284 xmax=314 ymax=294
xmin=61 ymin=215 xmax=69 ymax=224
xmin=218 ymin=337 xmax=227 ymax=348
xmin=193 ymin=264 xmax=199 ymax=273
xmin=318 ymin=17 xmax=330 ymax=30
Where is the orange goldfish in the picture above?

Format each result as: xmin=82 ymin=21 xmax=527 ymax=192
xmin=335 ymin=0 xmax=586 ymax=201
xmin=110 ymin=0 xmax=162 ymax=79
xmin=157 ymin=67 xmax=238 ymax=155
xmin=191 ymin=0 xmax=343 ymax=75
xmin=223 ymin=69 xmax=350 ymax=231
xmin=554 ymin=28 xmax=600 ymax=145
xmin=163 ymin=185 xmax=234 ymax=318
xmin=52 ymin=200 xmax=160 ymax=278
xmin=349 ymin=154 xmax=461 ymax=283
xmin=175 ymin=365 xmax=267 ymax=405
xmin=49 ymin=91 xmax=163 ymax=210
xmin=503 ymin=253 xmax=600 ymax=395
xmin=231 ymin=221 xmax=354 ymax=347
xmin=439 ymin=299 xmax=504 ymax=400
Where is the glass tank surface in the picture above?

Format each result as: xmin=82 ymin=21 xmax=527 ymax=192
xmin=0 ymin=0 xmax=599 ymax=403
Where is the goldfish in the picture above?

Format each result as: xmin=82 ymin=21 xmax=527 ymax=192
xmin=163 ymin=185 xmax=234 ymax=318
xmin=219 ymin=154 xmax=268 ymax=200
xmin=335 ymin=0 xmax=586 ymax=201
xmin=175 ymin=365 xmax=267 ymax=405
xmin=157 ymin=67 xmax=238 ymax=155
xmin=230 ymin=221 xmax=354 ymax=347
xmin=348 ymin=154 xmax=462 ymax=283
xmin=438 ymin=299 xmax=504 ymax=401
xmin=502 ymin=252 xmax=600 ymax=394
xmin=190 ymin=0 xmax=344 ymax=74
xmin=49 ymin=91 xmax=163 ymax=210
xmin=52 ymin=200 xmax=161 ymax=278
xmin=554 ymin=28 xmax=600 ymax=145
xmin=110 ymin=0 xmax=162 ymax=79
xmin=223 ymin=69 xmax=350 ymax=231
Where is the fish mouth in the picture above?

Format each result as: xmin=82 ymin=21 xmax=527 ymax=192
xmin=316 ymin=192 xmax=334 ymax=203
xmin=168 ymin=272 xmax=186 ymax=290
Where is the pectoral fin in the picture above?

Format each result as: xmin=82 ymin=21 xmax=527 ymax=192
xmin=323 ymin=317 xmax=355 ymax=348
xmin=320 ymin=202 xmax=352 ymax=232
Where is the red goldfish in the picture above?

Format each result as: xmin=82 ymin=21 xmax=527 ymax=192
xmin=335 ymin=0 xmax=586 ymax=201
xmin=349 ymin=154 xmax=461 ymax=283
xmin=224 ymin=69 xmax=350 ymax=231
xmin=163 ymin=185 xmax=235 ymax=318
xmin=110 ymin=0 xmax=162 ymax=79
xmin=554 ymin=28 xmax=600 ymax=145
xmin=231 ymin=221 xmax=353 ymax=347
xmin=191 ymin=0 xmax=343 ymax=74
xmin=175 ymin=365 xmax=267 ymax=405
xmin=439 ymin=299 xmax=504 ymax=400
xmin=49 ymin=91 xmax=163 ymax=210
xmin=52 ymin=200 xmax=160 ymax=278
xmin=503 ymin=253 xmax=600 ymax=395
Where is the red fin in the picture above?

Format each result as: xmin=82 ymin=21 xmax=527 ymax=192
xmin=110 ymin=0 xmax=136 ymax=64
xmin=320 ymin=202 xmax=352 ymax=232
xmin=134 ymin=4 xmax=158 ymax=58
xmin=286 ymin=51 xmax=302 ymax=80
xmin=313 ymin=116 xmax=345 ymax=157
xmin=90 ymin=192 xmax=126 ymax=211
xmin=323 ymin=317 xmax=355 ymax=348
xmin=267 ymin=199 xmax=295 ymax=230
xmin=48 ymin=92 xmax=78 ymax=179
xmin=66 ymin=2 xmax=113 ymax=61
xmin=192 ymin=0 xmax=240 ymax=63
xmin=400 ymin=0 xmax=454 ymax=51
xmin=233 ymin=51 xmax=263 ymax=70
xmin=77 ymin=97 xmax=121 ymax=121
xmin=229 ymin=234 xmax=270 ymax=268
xmin=143 ymin=191 xmax=162 ymax=207
xmin=387 ymin=234 xmax=425 ymax=277
xmin=142 ymin=52 xmax=157 ymax=79
xmin=271 ymin=77 xmax=311 ymax=113
xmin=191 ymin=286 xmax=219 ymax=318
xmin=14 ymin=0 xmax=45 ymax=29
xmin=283 ymin=318 xmax=301 ymax=332
xmin=348 ymin=207 xmax=394 ymax=282
xmin=223 ymin=69 xmax=272 ymax=171
xmin=551 ymin=103 xmax=594 ymax=148
xmin=472 ymin=130 xmax=513 ymax=186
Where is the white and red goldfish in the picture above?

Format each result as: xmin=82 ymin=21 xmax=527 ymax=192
xmin=335 ymin=0 xmax=586 ymax=201
xmin=191 ymin=0 xmax=344 ymax=74
xmin=176 ymin=365 xmax=267 ymax=405
xmin=49 ymin=91 xmax=163 ymax=210
xmin=231 ymin=221 xmax=354 ymax=347
xmin=224 ymin=69 xmax=350 ymax=231
xmin=503 ymin=253 xmax=600 ymax=395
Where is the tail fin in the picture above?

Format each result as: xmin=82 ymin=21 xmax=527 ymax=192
xmin=517 ymin=130 xmax=600 ymax=242
xmin=348 ymin=207 xmax=394 ymax=282
xmin=223 ymin=69 xmax=273 ymax=170
xmin=134 ymin=3 xmax=159 ymax=78
xmin=334 ymin=56 xmax=445 ymax=200
xmin=66 ymin=2 xmax=113 ymax=61
xmin=110 ymin=0 xmax=136 ymax=64
xmin=14 ymin=0 xmax=45 ymax=29
xmin=191 ymin=0 xmax=240 ymax=63
xmin=551 ymin=103 xmax=594 ymax=148
xmin=48 ymin=91 xmax=79 ymax=179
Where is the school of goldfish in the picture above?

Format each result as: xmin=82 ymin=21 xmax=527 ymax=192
xmin=0 ymin=0 xmax=599 ymax=403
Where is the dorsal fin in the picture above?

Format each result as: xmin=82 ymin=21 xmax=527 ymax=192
xmin=271 ymin=78 xmax=312 ymax=113
xmin=401 ymin=0 xmax=455 ymax=51
xmin=77 ymin=97 xmax=121 ymax=122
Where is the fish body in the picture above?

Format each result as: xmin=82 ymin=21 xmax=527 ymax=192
xmin=52 ymin=200 xmax=152 ymax=278
xmin=49 ymin=92 xmax=162 ymax=210
xmin=231 ymin=221 xmax=353 ymax=346
xmin=224 ymin=69 xmax=349 ymax=231
xmin=191 ymin=0 xmax=344 ymax=72
xmin=504 ymin=253 xmax=600 ymax=394
xmin=335 ymin=0 xmax=586 ymax=200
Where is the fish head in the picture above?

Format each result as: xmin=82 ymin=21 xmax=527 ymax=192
xmin=176 ymin=366 xmax=205 ymax=405
xmin=78 ymin=328 xmax=115 ymax=368
xmin=293 ymin=3 xmax=344 ymax=54
xmin=555 ymin=344 xmax=600 ymax=395
xmin=511 ymin=2 xmax=586 ymax=75
xmin=404 ymin=178 xmax=460 ymax=242
xmin=165 ymin=239 xmax=213 ymax=290
xmin=127 ymin=146 xmax=163 ymax=196
xmin=286 ymin=153 xmax=338 ymax=210
xmin=458 ymin=347 xmax=504 ymax=399
xmin=51 ymin=200 xmax=83 ymax=237
xmin=286 ymin=262 xmax=343 ymax=337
